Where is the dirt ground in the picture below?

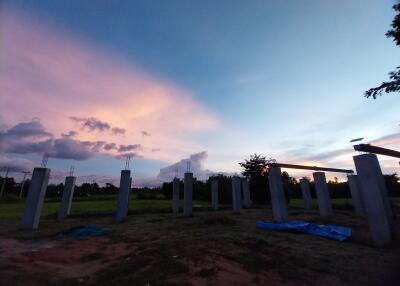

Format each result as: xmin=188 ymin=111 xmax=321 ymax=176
xmin=1 ymin=207 xmax=400 ymax=286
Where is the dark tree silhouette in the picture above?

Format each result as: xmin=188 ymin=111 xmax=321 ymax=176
xmin=365 ymin=4 xmax=400 ymax=99
xmin=239 ymin=154 xmax=276 ymax=203
xmin=238 ymin=153 xmax=274 ymax=177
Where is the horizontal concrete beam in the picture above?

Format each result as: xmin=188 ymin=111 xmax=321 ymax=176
xmin=353 ymin=144 xmax=400 ymax=159
xmin=269 ymin=163 xmax=354 ymax=174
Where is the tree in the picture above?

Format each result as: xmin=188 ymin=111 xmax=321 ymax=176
xmin=239 ymin=154 xmax=275 ymax=203
xmin=208 ymin=174 xmax=233 ymax=204
xmin=384 ymin=173 xmax=400 ymax=196
xmin=365 ymin=4 xmax=400 ymax=99
xmin=238 ymin=153 xmax=273 ymax=177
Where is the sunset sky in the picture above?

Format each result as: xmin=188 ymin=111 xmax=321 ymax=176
xmin=1 ymin=0 xmax=399 ymax=186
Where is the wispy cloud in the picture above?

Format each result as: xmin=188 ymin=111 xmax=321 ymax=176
xmin=70 ymin=116 xmax=126 ymax=135
xmin=70 ymin=116 xmax=111 ymax=132
xmin=141 ymin=131 xmax=151 ymax=137
xmin=0 ymin=155 xmax=35 ymax=172
xmin=370 ymin=132 xmax=400 ymax=147
xmin=118 ymin=144 xmax=142 ymax=153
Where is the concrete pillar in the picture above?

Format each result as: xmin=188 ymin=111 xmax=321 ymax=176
xmin=172 ymin=178 xmax=180 ymax=214
xmin=58 ymin=176 xmax=76 ymax=220
xmin=128 ymin=177 xmax=132 ymax=202
xmin=116 ymin=170 xmax=131 ymax=222
xmin=242 ymin=178 xmax=252 ymax=208
xmin=300 ymin=179 xmax=312 ymax=210
xmin=312 ymin=172 xmax=333 ymax=218
xmin=353 ymin=154 xmax=393 ymax=246
xmin=22 ymin=167 xmax=50 ymax=229
xmin=268 ymin=167 xmax=288 ymax=222
xmin=183 ymin=172 xmax=193 ymax=216
xmin=211 ymin=179 xmax=218 ymax=211
xmin=232 ymin=176 xmax=242 ymax=213
xmin=347 ymin=175 xmax=365 ymax=216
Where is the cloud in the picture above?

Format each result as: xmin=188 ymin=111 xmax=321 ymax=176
xmin=4 ymin=139 xmax=53 ymax=154
xmin=370 ymin=132 xmax=400 ymax=147
xmin=156 ymin=151 xmax=213 ymax=182
xmin=118 ymin=144 xmax=142 ymax=153
xmin=61 ymin=130 xmax=79 ymax=138
xmin=70 ymin=116 xmax=111 ymax=132
xmin=0 ymin=121 xmax=123 ymax=161
xmin=141 ymin=131 xmax=151 ymax=137
xmin=2 ymin=120 xmax=52 ymax=138
xmin=111 ymin=127 xmax=126 ymax=135
xmin=70 ymin=117 xmax=126 ymax=135
xmin=47 ymin=138 xmax=104 ymax=160
xmin=0 ymin=155 xmax=35 ymax=172
xmin=0 ymin=9 xmax=218 ymax=164
xmin=104 ymin=142 xmax=117 ymax=150
xmin=114 ymin=152 xmax=143 ymax=160
xmin=299 ymin=148 xmax=352 ymax=163
xmin=151 ymin=148 xmax=161 ymax=152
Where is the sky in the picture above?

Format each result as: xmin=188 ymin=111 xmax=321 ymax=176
xmin=1 ymin=0 xmax=399 ymax=186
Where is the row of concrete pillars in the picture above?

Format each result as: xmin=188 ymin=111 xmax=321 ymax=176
xmin=268 ymin=153 xmax=393 ymax=246
xmin=269 ymin=169 xmax=334 ymax=223
xmin=22 ymin=168 xmax=133 ymax=229
xmin=171 ymin=173 xmax=252 ymax=216
xmin=20 ymin=153 xmax=393 ymax=246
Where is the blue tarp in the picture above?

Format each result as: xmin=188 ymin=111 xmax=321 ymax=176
xmin=56 ymin=225 xmax=111 ymax=240
xmin=256 ymin=220 xmax=352 ymax=241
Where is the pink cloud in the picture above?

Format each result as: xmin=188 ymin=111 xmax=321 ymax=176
xmin=0 ymin=8 xmax=219 ymax=163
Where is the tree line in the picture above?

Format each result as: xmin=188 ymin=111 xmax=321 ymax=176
xmin=1 ymin=153 xmax=399 ymax=203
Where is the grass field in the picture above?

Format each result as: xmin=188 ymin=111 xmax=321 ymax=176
xmin=0 ymin=196 xmax=214 ymax=219
xmin=1 ymin=203 xmax=400 ymax=286
xmin=2 ymin=195 xmax=400 ymax=220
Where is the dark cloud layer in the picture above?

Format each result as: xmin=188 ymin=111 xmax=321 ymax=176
xmin=3 ymin=121 xmax=52 ymax=138
xmin=4 ymin=139 xmax=53 ymax=154
xmin=1 ymin=121 xmax=142 ymax=161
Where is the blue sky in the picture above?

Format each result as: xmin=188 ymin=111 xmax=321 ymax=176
xmin=1 ymin=0 xmax=399 ymax=185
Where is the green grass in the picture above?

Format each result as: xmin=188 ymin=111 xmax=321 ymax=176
xmin=0 ymin=197 xmax=210 ymax=220
xmin=2 ymin=196 xmax=400 ymax=220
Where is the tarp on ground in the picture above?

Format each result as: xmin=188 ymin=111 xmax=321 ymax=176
xmin=256 ymin=220 xmax=352 ymax=241
xmin=56 ymin=225 xmax=111 ymax=240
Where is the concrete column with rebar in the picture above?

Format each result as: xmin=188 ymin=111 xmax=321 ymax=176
xmin=211 ymin=179 xmax=218 ymax=211
xmin=172 ymin=178 xmax=180 ymax=214
xmin=232 ymin=176 xmax=242 ymax=213
xmin=268 ymin=167 xmax=288 ymax=222
xmin=183 ymin=172 xmax=193 ymax=216
xmin=116 ymin=170 xmax=131 ymax=222
xmin=58 ymin=176 xmax=76 ymax=219
xmin=300 ymin=178 xmax=312 ymax=210
xmin=353 ymin=154 xmax=393 ymax=246
xmin=242 ymin=178 xmax=252 ymax=208
xmin=347 ymin=175 xmax=365 ymax=216
xmin=22 ymin=167 xmax=50 ymax=229
xmin=312 ymin=172 xmax=333 ymax=218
